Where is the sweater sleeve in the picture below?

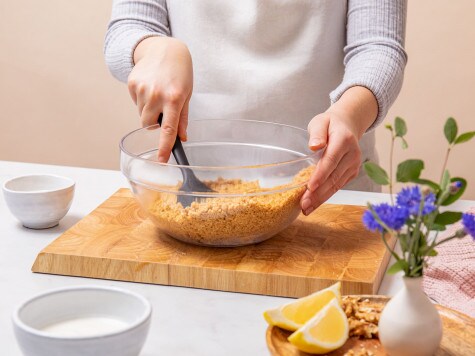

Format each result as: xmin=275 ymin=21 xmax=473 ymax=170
xmin=104 ymin=0 xmax=170 ymax=83
xmin=330 ymin=0 xmax=408 ymax=131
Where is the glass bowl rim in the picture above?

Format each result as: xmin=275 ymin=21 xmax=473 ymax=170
xmin=119 ymin=119 xmax=320 ymax=171
xmin=126 ymin=176 xmax=308 ymax=197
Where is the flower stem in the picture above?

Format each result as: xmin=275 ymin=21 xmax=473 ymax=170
xmin=367 ymin=204 xmax=403 ymax=262
xmin=440 ymin=146 xmax=452 ymax=183
xmin=410 ymin=263 xmax=423 ymax=277
xmin=407 ymin=195 xmax=425 ymax=275
xmin=433 ymin=233 xmax=464 ymax=247
xmin=381 ymin=231 xmax=403 ymax=263
xmin=389 ymin=134 xmax=395 ymax=205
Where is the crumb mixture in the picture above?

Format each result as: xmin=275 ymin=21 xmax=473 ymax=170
xmin=147 ymin=166 xmax=314 ymax=245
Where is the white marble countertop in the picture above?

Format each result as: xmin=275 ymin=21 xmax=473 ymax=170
xmin=1 ymin=160 xmax=473 ymax=356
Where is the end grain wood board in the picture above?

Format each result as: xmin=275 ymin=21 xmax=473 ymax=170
xmin=32 ymin=189 xmax=395 ymax=297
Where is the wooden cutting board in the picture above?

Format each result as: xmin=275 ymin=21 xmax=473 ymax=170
xmin=32 ymin=188 xmax=395 ymax=297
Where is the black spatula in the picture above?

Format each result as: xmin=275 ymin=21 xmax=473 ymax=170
xmin=158 ymin=114 xmax=215 ymax=207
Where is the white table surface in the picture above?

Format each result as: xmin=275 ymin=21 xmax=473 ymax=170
xmin=1 ymin=160 xmax=473 ymax=356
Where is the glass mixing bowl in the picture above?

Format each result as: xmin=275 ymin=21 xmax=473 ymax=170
xmin=120 ymin=119 xmax=320 ymax=247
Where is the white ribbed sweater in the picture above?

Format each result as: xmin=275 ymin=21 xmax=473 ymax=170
xmin=104 ymin=0 xmax=407 ymax=191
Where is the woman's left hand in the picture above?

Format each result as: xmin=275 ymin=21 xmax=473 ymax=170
xmin=300 ymin=112 xmax=362 ymax=215
xmin=300 ymin=86 xmax=378 ymax=215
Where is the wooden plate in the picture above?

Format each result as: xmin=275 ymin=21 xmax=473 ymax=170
xmin=266 ymin=296 xmax=475 ymax=356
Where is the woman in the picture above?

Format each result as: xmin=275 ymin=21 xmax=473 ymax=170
xmin=104 ymin=0 xmax=407 ymax=215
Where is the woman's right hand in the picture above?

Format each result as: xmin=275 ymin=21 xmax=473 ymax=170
xmin=128 ymin=36 xmax=193 ymax=163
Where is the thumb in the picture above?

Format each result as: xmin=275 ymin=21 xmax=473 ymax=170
xmin=307 ymin=114 xmax=330 ymax=151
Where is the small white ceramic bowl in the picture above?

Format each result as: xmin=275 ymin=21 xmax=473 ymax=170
xmin=12 ymin=285 xmax=152 ymax=356
xmin=2 ymin=174 xmax=75 ymax=229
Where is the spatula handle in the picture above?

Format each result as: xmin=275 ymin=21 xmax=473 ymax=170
xmin=157 ymin=113 xmax=190 ymax=166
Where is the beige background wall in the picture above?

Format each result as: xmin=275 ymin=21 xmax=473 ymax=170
xmin=380 ymin=1 xmax=475 ymax=199
xmin=1 ymin=1 xmax=474 ymax=198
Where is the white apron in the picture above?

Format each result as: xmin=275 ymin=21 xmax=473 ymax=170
xmin=167 ymin=0 xmax=379 ymax=192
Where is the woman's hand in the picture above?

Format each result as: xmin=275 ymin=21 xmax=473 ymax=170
xmin=128 ymin=36 xmax=193 ymax=163
xmin=300 ymin=86 xmax=378 ymax=215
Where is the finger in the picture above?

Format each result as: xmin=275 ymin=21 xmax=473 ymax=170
xmin=317 ymin=167 xmax=358 ymax=205
xmin=127 ymin=78 xmax=138 ymax=105
xmin=307 ymin=135 xmax=350 ymax=192
xmin=301 ymin=152 xmax=353 ymax=212
xmin=315 ymin=151 xmax=359 ymax=193
xmin=301 ymin=167 xmax=358 ymax=215
xmin=178 ymin=95 xmax=190 ymax=141
xmin=140 ymin=101 xmax=163 ymax=128
xmin=307 ymin=115 xmax=330 ymax=150
xmin=157 ymin=104 xmax=182 ymax=163
xmin=137 ymin=95 xmax=147 ymax=117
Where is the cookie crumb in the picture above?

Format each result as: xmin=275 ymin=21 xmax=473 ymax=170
xmin=147 ymin=166 xmax=314 ymax=245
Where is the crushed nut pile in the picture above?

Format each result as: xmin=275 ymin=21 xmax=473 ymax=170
xmin=342 ymin=296 xmax=383 ymax=339
xmin=147 ymin=166 xmax=314 ymax=245
xmin=343 ymin=348 xmax=377 ymax=356
xmin=340 ymin=296 xmax=384 ymax=356
xmin=341 ymin=296 xmax=384 ymax=356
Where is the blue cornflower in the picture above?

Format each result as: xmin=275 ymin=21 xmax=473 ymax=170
xmin=422 ymin=192 xmax=437 ymax=215
xmin=462 ymin=213 xmax=475 ymax=240
xmin=396 ymin=186 xmax=420 ymax=214
xmin=363 ymin=210 xmax=381 ymax=232
xmin=363 ymin=203 xmax=409 ymax=232
xmin=396 ymin=186 xmax=436 ymax=216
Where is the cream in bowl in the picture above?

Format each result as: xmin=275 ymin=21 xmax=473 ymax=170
xmin=2 ymin=174 xmax=75 ymax=229
xmin=12 ymin=285 xmax=152 ymax=356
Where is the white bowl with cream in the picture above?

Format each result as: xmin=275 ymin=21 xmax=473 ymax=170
xmin=3 ymin=174 xmax=75 ymax=229
xmin=12 ymin=286 xmax=152 ymax=356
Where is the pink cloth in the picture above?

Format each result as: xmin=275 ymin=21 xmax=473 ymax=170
xmin=422 ymin=208 xmax=475 ymax=318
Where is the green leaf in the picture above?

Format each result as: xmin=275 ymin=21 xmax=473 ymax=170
xmin=440 ymin=170 xmax=450 ymax=191
xmin=385 ymin=124 xmax=393 ymax=132
xmin=444 ymin=117 xmax=458 ymax=144
xmin=412 ymin=178 xmax=440 ymax=192
xmin=395 ymin=117 xmax=407 ymax=137
xmin=363 ymin=162 xmax=390 ymax=185
xmin=441 ymin=177 xmax=467 ymax=206
xmin=434 ymin=211 xmax=463 ymax=225
xmin=427 ymin=249 xmax=438 ymax=257
xmin=396 ymin=159 xmax=424 ymax=182
xmin=454 ymin=131 xmax=475 ymax=145
xmin=430 ymin=223 xmax=447 ymax=231
xmin=420 ymin=244 xmax=439 ymax=256
xmin=401 ymin=137 xmax=409 ymax=149
xmin=387 ymin=260 xmax=408 ymax=275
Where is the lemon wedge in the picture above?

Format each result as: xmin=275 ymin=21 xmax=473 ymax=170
xmin=288 ymin=298 xmax=349 ymax=354
xmin=263 ymin=282 xmax=341 ymax=331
